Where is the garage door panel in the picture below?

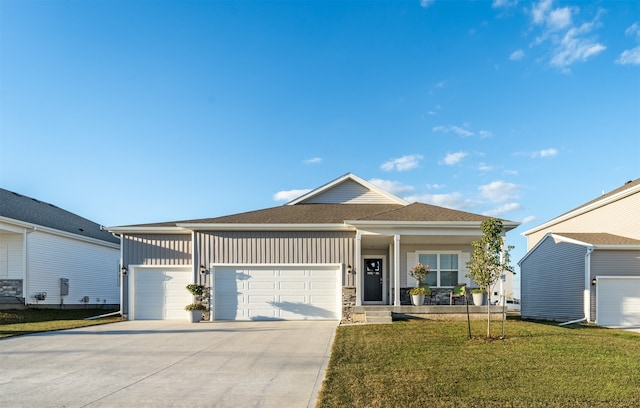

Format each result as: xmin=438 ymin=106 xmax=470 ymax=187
xmin=280 ymin=281 xmax=307 ymax=290
xmin=248 ymin=281 xmax=276 ymax=290
xmin=214 ymin=266 xmax=339 ymax=321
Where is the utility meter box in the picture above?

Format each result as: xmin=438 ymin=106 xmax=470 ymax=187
xmin=60 ymin=278 xmax=69 ymax=296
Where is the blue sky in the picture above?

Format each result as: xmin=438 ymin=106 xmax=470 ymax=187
xmin=1 ymin=1 xmax=639 ymax=296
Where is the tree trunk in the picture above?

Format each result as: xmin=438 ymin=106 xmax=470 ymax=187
xmin=486 ymin=288 xmax=491 ymax=338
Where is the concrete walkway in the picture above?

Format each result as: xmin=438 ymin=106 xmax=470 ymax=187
xmin=0 ymin=320 xmax=338 ymax=408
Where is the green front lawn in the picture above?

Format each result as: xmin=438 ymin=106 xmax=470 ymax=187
xmin=0 ymin=309 xmax=122 ymax=338
xmin=318 ymin=319 xmax=640 ymax=407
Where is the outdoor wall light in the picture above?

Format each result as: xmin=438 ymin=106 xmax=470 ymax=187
xmin=199 ymin=265 xmax=209 ymax=275
xmin=591 ymin=278 xmax=597 ymax=286
xmin=121 ymin=266 xmax=128 ymax=276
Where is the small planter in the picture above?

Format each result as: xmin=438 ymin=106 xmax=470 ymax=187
xmin=411 ymin=294 xmax=425 ymax=306
xmin=472 ymin=291 xmax=485 ymax=306
xmin=187 ymin=310 xmax=202 ymax=323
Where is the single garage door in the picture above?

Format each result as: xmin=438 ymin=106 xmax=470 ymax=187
xmin=213 ymin=265 xmax=341 ymax=321
xmin=596 ymin=276 xmax=640 ymax=327
xmin=130 ymin=266 xmax=193 ymax=320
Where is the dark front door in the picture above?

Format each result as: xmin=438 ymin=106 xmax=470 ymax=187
xmin=363 ymin=258 xmax=383 ymax=302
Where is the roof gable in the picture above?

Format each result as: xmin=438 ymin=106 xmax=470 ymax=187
xmin=524 ymin=177 xmax=640 ymax=236
xmin=288 ymin=173 xmax=408 ymax=205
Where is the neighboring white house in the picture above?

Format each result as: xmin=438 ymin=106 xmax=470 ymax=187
xmin=519 ymin=178 xmax=640 ymax=328
xmin=0 ymin=188 xmax=121 ymax=309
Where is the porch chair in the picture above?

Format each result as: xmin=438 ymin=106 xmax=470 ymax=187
xmin=449 ymin=284 xmax=467 ymax=305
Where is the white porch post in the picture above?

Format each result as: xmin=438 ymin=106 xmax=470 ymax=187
xmin=394 ymin=234 xmax=401 ymax=306
xmin=355 ymin=230 xmax=362 ymax=307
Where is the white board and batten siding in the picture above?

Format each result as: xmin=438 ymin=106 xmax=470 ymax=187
xmin=212 ymin=264 xmax=341 ymax=321
xmin=26 ymin=230 xmax=120 ymax=306
xmin=128 ymin=265 xmax=194 ymax=320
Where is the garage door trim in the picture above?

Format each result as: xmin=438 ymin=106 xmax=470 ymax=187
xmin=211 ymin=263 xmax=342 ymax=321
xmin=128 ymin=265 xmax=194 ymax=320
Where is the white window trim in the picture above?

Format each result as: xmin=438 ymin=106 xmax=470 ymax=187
xmin=416 ymin=250 xmax=462 ymax=288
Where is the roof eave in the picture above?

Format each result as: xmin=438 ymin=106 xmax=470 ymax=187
xmin=346 ymin=220 xmax=520 ymax=231
xmin=107 ymin=226 xmax=190 ymax=234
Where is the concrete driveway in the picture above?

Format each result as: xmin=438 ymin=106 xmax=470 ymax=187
xmin=0 ymin=320 xmax=338 ymax=408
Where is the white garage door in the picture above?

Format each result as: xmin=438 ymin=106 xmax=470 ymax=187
xmin=596 ymin=276 xmax=640 ymax=328
xmin=131 ymin=266 xmax=193 ymax=320
xmin=213 ymin=265 xmax=340 ymax=321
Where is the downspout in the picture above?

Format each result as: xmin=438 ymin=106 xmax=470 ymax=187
xmin=559 ymin=245 xmax=594 ymax=326
xmin=584 ymin=245 xmax=595 ymax=323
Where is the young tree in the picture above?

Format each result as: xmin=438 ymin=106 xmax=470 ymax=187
xmin=466 ymin=218 xmax=514 ymax=338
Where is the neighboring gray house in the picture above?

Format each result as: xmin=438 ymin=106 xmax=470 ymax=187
xmin=109 ymin=173 xmax=519 ymax=321
xmin=0 ymin=188 xmax=121 ymax=308
xmin=519 ymin=178 xmax=640 ymax=328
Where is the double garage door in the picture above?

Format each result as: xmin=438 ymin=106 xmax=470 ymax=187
xmin=214 ymin=265 xmax=341 ymax=321
xmin=596 ymin=276 xmax=640 ymax=328
xmin=130 ymin=265 xmax=340 ymax=321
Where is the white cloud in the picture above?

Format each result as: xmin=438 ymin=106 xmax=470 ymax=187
xmin=531 ymin=0 xmax=553 ymax=25
xmin=529 ymin=1 xmax=606 ymax=71
xmin=479 ymin=180 xmax=520 ymax=203
xmin=509 ymin=49 xmax=525 ymax=60
xmin=304 ymin=157 xmax=322 ymax=164
xmin=616 ymin=46 xmax=640 ymax=65
xmin=617 ymin=23 xmax=640 ymax=65
xmin=550 ymin=23 xmax=606 ymax=69
xmin=273 ymin=189 xmax=311 ymax=202
xmin=420 ymin=0 xmax=434 ymax=8
xmin=532 ymin=148 xmax=558 ymax=158
xmin=521 ymin=215 xmax=537 ymax=224
xmin=368 ymin=179 xmax=415 ymax=195
xmin=432 ymin=125 xmax=474 ymax=137
xmin=404 ymin=192 xmax=476 ymax=211
xmin=380 ymin=154 xmax=423 ymax=171
xmin=493 ymin=0 xmax=518 ymax=8
xmin=479 ymin=130 xmax=493 ymax=138
xmin=483 ymin=202 xmax=522 ymax=217
xmin=478 ymin=162 xmax=494 ymax=172
xmin=547 ymin=7 xmax=573 ymax=31
xmin=443 ymin=151 xmax=468 ymax=165
xmin=625 ymin=22 xmax=640 ymax=39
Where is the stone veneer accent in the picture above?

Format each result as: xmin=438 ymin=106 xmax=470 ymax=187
xmin=342 ymin=286 xmax=356 ymax=322
xmin=0 ymin=279 xmax=23 ymax=297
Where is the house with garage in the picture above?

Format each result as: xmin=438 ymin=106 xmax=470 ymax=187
xmin=0 ymin=188 xmax=121 ymax=309
xmin=108 ymin=173 xmax=519 ymax=321
xmin=519 ymin=178 xmax=640 ymax=328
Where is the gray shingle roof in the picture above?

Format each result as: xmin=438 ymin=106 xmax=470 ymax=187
xmin=118 ymin=202 xmax=509 ymax=228
xmin=555 ymin=232 xmax=640 ymax=246
xmin=0 ymin=188 xmax=120 ymax=244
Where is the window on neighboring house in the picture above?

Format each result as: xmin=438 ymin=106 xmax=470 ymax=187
xmin=419 ymin=252 xmax=459 ymax=287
